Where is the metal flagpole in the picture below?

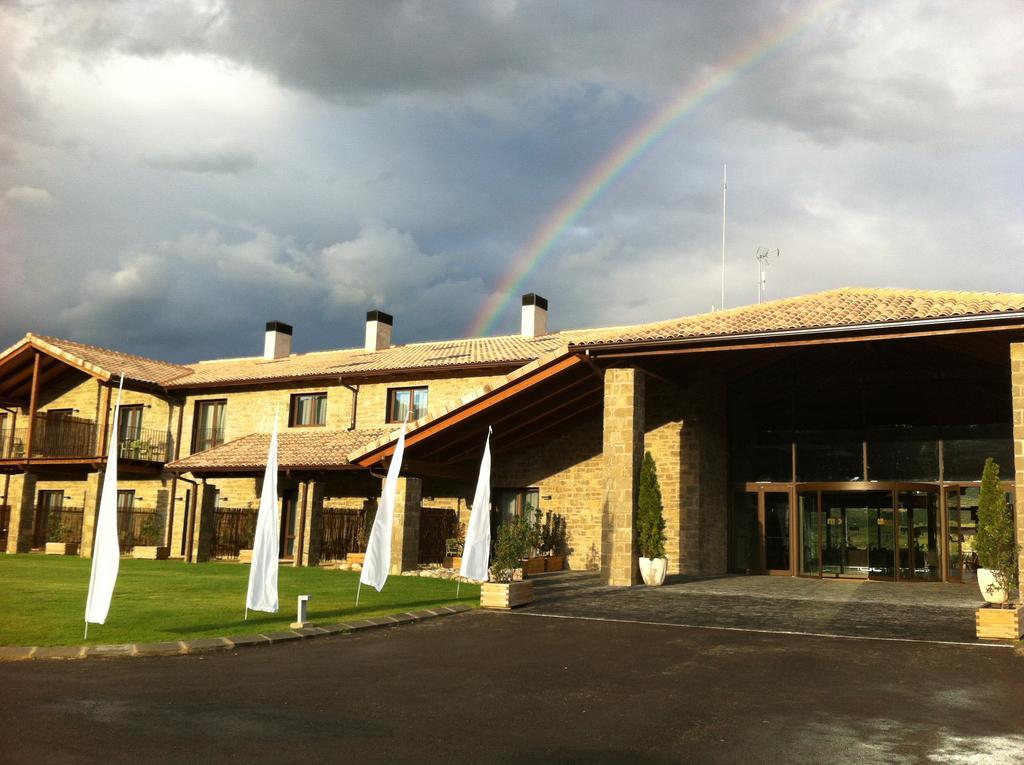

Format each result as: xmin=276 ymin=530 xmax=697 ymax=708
xmin=721 ymin=164 xmax=727 ymax=310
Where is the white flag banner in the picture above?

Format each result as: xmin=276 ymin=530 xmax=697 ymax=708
xmin=246 ymin=417 xmax=280 ymax=614
xmin=360 ymin=422 xmax=408 ymax=593
xmin=459 ymin=428 xmax=492 ymax=582
xmin=84 ymin=375 xmax=124 ymax=630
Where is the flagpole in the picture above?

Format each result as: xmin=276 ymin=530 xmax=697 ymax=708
xmin=84 ymin=373 xmax=124 ymax=640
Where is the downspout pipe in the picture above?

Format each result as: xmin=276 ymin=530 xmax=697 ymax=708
xmin=339 ymin=378 xmax=359 ymax=431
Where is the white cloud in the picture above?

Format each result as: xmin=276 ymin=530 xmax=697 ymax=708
xmin=4 ymin=185 xmax=56 ymax=207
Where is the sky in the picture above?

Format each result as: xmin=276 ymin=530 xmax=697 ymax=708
xmin=1 ymin=0 xmax=1022 ymax=363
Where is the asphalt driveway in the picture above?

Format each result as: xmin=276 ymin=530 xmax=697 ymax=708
xmin=0 ymin=609 xmax=1020 ymax=764
xmin=525 ymin=572 xmax=989 ymax=644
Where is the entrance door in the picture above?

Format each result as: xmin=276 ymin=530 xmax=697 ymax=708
xmin=279 ymin=490 xmax=298 ymax=559
xmin=730 ymin=489 xmax=793 ymax=574
xmin=764 ymin=492 xmax=792 ymax=573
xmin=898 ymin=490 xmax=940 ymax=581
xmin=807 ymin=491 xmax=896 ymax=579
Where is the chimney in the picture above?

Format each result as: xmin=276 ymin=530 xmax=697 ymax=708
xmin=520 ymin=293 xmax=548 ymax=337
xmin=263 ymin=321 xmax=292 ymax=360
xmin=365 ymin=310 xmax=393 ymax=352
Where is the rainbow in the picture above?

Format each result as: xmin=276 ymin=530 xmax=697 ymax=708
xmin=467 ymin=0 xmax=842 ymax=337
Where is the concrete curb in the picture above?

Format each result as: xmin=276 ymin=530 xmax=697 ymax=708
xmin=0 ymin=605 xmax=473 ymax=662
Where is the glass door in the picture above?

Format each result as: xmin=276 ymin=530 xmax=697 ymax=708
xmin=730 ymin=491 xmax=759 ymax=573
xmin=764 ymin=492 xmax=792 ymax=573
xmin=946 ymin=488 xmax=961 ymax=581
xmin=279 ymin=489 xmax=297 ymax=558
xmin=898 ymin=490 xmax=940 ymax=581
xmin=867 ymin=492 xmax=895 ymax=580
xmin=798 ymin=491 xmax=821 ymax=576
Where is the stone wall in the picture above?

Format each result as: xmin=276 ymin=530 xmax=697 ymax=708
xmin=1012 ymin=343 xmax=1024 ymax=581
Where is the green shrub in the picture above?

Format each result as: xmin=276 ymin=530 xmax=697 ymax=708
xmin=636 ymin=451 xmax=666 ymax=559
xmin=490 ymin=515 xmax=532 ymax=583
xmin=974 ymin=457 xmax=1019 ymax=601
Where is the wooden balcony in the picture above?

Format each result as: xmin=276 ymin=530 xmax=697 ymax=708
xmin=0 ymin=414 xmax=173 ymax=466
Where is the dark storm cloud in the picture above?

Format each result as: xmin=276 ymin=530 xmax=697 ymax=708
xmin=1 ymin=1 xmax=1022 ymax=361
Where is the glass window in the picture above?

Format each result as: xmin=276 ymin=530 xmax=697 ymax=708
xmin=867 ymin=437 xmax=939 ymax=481
xmin=118 ymin=405 xmax=144 ymax=442
xmin=751 ymin=432 xmax=793 ymax=483
xmin=796 ymin=431 xmax=863 ymax=482
xmin=193 ymin=400 xmax=226 ymax=452
xmin=387 ymin=387 xmax=428 ymax=423
xmin=290 ymin=393 xmax=327 ymax=427
xmin=942 ymin=426 xmax=1013 ymax=481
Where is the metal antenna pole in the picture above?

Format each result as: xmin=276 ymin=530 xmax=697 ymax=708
xmin=754 ymin=247 xmax=780 ymax=304
xmin=721 ymin=164 xmax=727 ymax=310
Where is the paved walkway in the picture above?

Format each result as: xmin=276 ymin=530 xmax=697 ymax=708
xmin=524 ymin=571 xmax=993 ymax=644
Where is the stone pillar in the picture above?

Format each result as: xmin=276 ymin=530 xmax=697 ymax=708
xmin=602 ymin=367 xmax=644 ymax=586
xmin=1011 ymin=343 xmax=1024 ymax=581
xmin=168 ymin=484 xmax=193 ymax=559
xmin=390 ymin=476 xmax=422 ymax=574
xmin=80 ymin=470 xmax=104 ymax=558
xmin=301 ymin=481 xmax=326 ymax=567
xmin=5 ymin=472 xmax=37 ymax=553
xmin=191 ymin=481 xmax=219 ymax=562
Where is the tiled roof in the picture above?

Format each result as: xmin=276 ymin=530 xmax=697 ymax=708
xmin=25 ymin=334 xmax=192 ymax=385
xmin=167 ymin=332 xmax=603 ymax=387
xmin=167 ymin=428 xmax=388 ymax=471
xmin=570 ymin=288 xmax=1024 ymax=347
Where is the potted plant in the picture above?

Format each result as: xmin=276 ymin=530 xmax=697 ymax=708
xmin=480 ymin=514 xmax=534 ymax=609
xmin=444 ymin=522 xmax=466 ymax=569
xmin=237 ymin=510 xmax=258 ymax=564
xmin=522 ymin=506 xmax=548 ymax=575
xmin=540 ymin=511 xmax=567 ymax=572
xmin=132 ymin=514 xmax=170 ymax=559
xmin=637 ymin=451 xmax=668 ymax=586
xmin=973 ymin=457 xmax=1022 ymax=639
xmin=45 ymin=514 xmax=78 ymax=556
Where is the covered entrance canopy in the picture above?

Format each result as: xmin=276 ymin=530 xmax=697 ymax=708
xmin=351 ymin=288 xmax=1024 ymax=586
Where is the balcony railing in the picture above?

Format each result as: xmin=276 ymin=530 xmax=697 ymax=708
xmin=118 ymin=426 xmax=174 ymax=463
xmin=0 ymin=415 xmax=172 ymax=463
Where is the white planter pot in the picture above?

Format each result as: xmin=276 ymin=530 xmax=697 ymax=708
xmin=639 ymin=556 xmax=667 ymax=586
xmin=978 ymin=568 xmax=1009 ymax=605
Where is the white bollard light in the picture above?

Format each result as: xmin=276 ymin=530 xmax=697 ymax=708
xmin=290 ymin=594 xmax=312 ymax=629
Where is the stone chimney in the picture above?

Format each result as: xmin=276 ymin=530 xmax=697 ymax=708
xmin=520 ymin=293 xmax=548 ymax=337
xmin=365 ymin=310 xmax=393 ymax=352
xmin=263 ymin=321 xmax=292 ymax=360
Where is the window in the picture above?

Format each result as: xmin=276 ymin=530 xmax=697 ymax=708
xmin=290 ymin=392 xmax=327 ymax=427
xmin=386 ymin=387 xmax=428 ymax=423
xmin=192 ymin=400 xmax=226 ymax=453
xmin=118 ymin=405 xmax=144 ymax=442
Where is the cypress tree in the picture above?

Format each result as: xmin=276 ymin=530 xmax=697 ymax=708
xmin=636 ymin=451 xmax=666 ymax=559
xmin=974 ymin=457 xmax=1018 ymax=600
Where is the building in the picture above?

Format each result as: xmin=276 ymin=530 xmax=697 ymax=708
xmin=2 ymin=287 xmax=1023 ymax=587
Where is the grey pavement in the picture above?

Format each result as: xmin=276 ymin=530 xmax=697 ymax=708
xmin=0 ymin=610 xmax=1021 ymax=764
xmin=525 ymin=572 xmax=993 ymax=644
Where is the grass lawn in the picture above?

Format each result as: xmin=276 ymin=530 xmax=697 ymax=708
xmin=0 ymin=555 xmax=479 ymax=646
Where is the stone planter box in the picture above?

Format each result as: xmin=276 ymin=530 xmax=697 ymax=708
xmin=346 ymin=553 xmax=366 ymax=564
xmin=480 ymin=580 xmax=534 ymax=610
xmin=444 ymin=555 xmax=462 ymax=570
xmin=45 ymin=542 xmax=78 ymax=556
xmin=546 ymin=555 xmax=565 ymax=573
xmin=238 ymin=549 xmax=253 ymax=564
xmin=132 ymin=545 xmax=170 ymax=560
xmin=976 ymin=604 xmax=1024 ymax=640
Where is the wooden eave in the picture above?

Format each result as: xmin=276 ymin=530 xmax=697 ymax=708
xmin=576 ymin=313 xmax=1024 ymax=359
xmin=352 ymin=353 xmax=595 ymax=469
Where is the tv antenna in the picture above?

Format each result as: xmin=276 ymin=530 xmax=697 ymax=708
xmin=720 ymin=164 xmax=727 ymax=310
xmin=754 ymin=247 xmax=779 ymax=303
